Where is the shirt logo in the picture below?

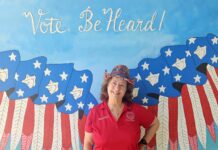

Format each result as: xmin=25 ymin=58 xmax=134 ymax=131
xmin=98 ymin=115 xmax=109 ymax=120
xmin=125 ymin=111 xmax=135 ymax=121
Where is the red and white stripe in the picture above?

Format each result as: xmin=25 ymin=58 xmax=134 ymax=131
xmin=43 ymin=104 xmax=55 ymax=150
xmin=31 ymin=105 xmax=46 ymax=150
xmin=21 ymin=98 xmax=35 ymax=150
xmin=51 ymin=105 xmax=62 ymax=150
xmin=70 ymin=111 xmax=80 ymax=150
xmin=178 ymin=96 xmax=190 ymax=150
xmin=181 ymin=85 xmax=198 ymax=150
xmin=10 ymin=98 xmax=28 ymax=150
xmin=0 ymin=100 xmax=15 ymax=149
xmin=156 ymin=96 xmax=169 ymax=150
xmin=168 ymin=97 xmax=178 ymax=150
xmin=186 ymin=85 xmax=206 ymax=149
xmin=61 ymin=113 xmax=72 ymax=149
xmin=0 ymin=92 xmax=10 ymax=143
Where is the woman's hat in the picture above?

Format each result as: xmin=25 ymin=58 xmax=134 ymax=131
xmin=105 ymin=65 xmax=134 ymax=84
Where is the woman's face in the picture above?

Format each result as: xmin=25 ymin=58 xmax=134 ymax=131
xmin=107 ymin=76 xmax=127 ymax=100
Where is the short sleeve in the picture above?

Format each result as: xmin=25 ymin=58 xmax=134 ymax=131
xmin=136 ymin=105 xmax=156 ymax=129
xmin=85 ymin=108 xmax=94 ymax=133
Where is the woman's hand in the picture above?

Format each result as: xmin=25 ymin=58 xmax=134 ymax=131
xmin=138 ymin=143 xmax=145 ymax=150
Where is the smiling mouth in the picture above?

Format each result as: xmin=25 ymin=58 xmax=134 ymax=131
xmin=112 ymin=91 xmax=120 ymax=95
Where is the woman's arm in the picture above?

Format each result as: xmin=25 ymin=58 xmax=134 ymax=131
xmin=144 ymin=117 xmax=159 ymax=143
xmin=139 ymin=117 xmax=160 ymax=149
xmin=84 ymin=131 xmax=94 ymax=150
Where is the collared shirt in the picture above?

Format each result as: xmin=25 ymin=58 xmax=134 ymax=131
xmin=85 ymin=101 xmax=155 ymax=150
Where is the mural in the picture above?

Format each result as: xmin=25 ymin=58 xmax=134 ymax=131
xmin=0 ymin=0 xmax=217 ymax=150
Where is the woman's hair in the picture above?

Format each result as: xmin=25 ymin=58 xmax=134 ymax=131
xmin=100 ymin=76 xmax=134 ymax=103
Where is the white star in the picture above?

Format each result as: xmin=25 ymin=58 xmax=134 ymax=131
xmin=194 ymin=46 xmax=207 ymax=59
xmin=185 ymin=50 xmax=191 ymax=57
xmin=211 ymin=55 xmax=218 ymax=64
xmin=0 ymin=68 xmax=8 ymax=82
xmin=60 ymin=72 xmax=68 ymax=81
xmin=141 ymin=62 xmax=149 ymax=70
xmin=65 ymin=103 xmax=72 ymax=111
xmin=40 ymin=94 xmax=48 ymax=103
xmin=194 ymin=74 xmax=201 ymax=83
xmin=159 ymin=85 xmax=166 ymax=93
xmin=33 ymin=60 xmax=41 ymax=69
xmin=142 ymin=97 xmax=148 ymax=104
xmin=165 ymin=48 xmax=172 ymax=57
xmin=145 ymin=72 xmax=159 ymax=86
xmin=172 ymin=58 xmax=186 ymax=71
xmin=80 ymin=73 xmax=88 ymax=83
xmin=88 ymin=102 xmax=94 ymax=109
xmin=46 ymin=80 xmax=59 ymax=94
xmin=162 ymin=66 xmax=170 ymax=75
xmin=44 ymin=68 xmax=51 ymax=76
xmin=78 ymin=101 xmax=84 ymax=109
xmin=135 ymin=73 xmax=141 ymax=82
xmin=16 ymin=89 xmax=24 ymax=97
xmin=211 ymin=36 xmax=218 ymax=45
xmin=14 ymin=73 xmax=19 ymax=81
xmin=70 ymin=86 xmax=83 ymax=100
xmin=57 ymin=93 xmax=65 ymax=101
xmin=9 ymin=52 xmax=16 ymax=61
xmin=22 ymin=74 xmax=36 ymax=89
xmin=174 ymin=74 xmax=182 ymax=82
xmin=132 ymin=88 xmax=139 ymax=98
xmin=189 ymin=37 xmax=196 ymax=44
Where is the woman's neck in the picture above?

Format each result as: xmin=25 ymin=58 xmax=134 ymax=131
xmin=107 ymin=98 xmax=122 ymax=107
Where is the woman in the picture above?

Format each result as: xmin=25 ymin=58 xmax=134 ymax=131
xmin=84 ymin=65 xmax=159 ymax=150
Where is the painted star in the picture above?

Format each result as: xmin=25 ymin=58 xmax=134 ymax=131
xmin=33 ymin=60 xmax=41 ymax=69
xmin=65 ymin=103 xmax=72 ymax=111
xmin=145 ymin=72 xmax=159 ymax=86
xmin=16 ymin=89 xmax=24 ymax=97
xmin=44 ymin=68 xmax=51 ymax=76
xmin=80 ymin=73 xmax=88 ymax=83
xmin=189 ymin=37 xmax=196 ymax=44
xmin=132 ymin=88 xmax=139 ymax=98
xmin=165 ymin=48 xmax=172 ymax=57
xmin=172 ymin=58 xmax=186 ymax=71
xmin=22 ymin=74 xmax=36 ymax=89
xmin=40 ymin=94 xmax=48 ymax=103
xmin=135 ymin=73 xmax=141 ymax=82
xmin=142 ymin=97 xmax=148 ymax=104
xmin=159 ymin=85 xmax=166 ymax=93
xmin=60 ymin=72 xmax=68 ymax=81
xmin=194 ymin=46 xmax=207 ymax=59
xmin=162 ymin=66 xmax=170 ymax=75
xmin=9 ymin=52 xmax=16 ymax=61
xmin=194 ymin=74 xmax=201 ymax=83
xmin=70 ymin=86 xmax=83 ymax=100
xmin=185 ymin=50 xmax=191 ymax=57
xmin=88 ymin=102 xmax=94 ymax=109
xmin=211 ymin=55 xmax=218 ymax=64
xmin=21 ymin=74 xmax=35 ymax=88
xmin=0 ymin=68 xmax=8 ymax=82
xmin=14 ymin=73 xmax=19 ymax=81
xmin=46 ymin=80 xmax=59 ymax=94
xmin=211 ymin=36 xmax=218 ymax=45
xmin=78 ymin=101 xmax=84 ymax=109
xmin=174 ymin=74 xmax=182 ymax=82
xmin=57 ymin=93 xmax=65 ymax=101
xmin=141 ymin=62 xmax=149 ymax=70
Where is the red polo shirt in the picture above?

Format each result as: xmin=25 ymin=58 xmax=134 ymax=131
xmin=85 ymin=101 xmax=155 ymax=150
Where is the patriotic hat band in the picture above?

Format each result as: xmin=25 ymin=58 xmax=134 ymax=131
xmin=104 ymin=65 xmax=134 ymax=84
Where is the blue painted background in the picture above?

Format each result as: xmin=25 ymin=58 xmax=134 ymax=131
xmin=0 ymin=0 xmax=217 ymax=149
